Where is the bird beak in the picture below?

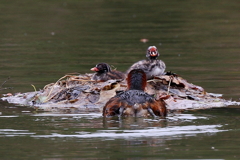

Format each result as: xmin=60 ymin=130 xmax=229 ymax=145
xmin=150 ymin=52 xmax=158 ymax=57
xmin=148 ymin=47 xmax=158 ymax=57
xmin=91 ymin=67 xmax=99 ymax=72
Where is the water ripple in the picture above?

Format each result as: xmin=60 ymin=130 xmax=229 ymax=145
xmin=0 ymin=129 xmax=35 ymax=137
xmin=31 ymin=125 xmax=226 ymax=139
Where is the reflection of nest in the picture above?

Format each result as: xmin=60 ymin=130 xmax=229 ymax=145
xmin=2 ymin=73 xmax=237 ymax=113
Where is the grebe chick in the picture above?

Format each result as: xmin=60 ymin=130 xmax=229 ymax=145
xmin=91 ymin=63 xmax=125 ymax=82
xmin=127 ymin=46 xmax=166 ymax=79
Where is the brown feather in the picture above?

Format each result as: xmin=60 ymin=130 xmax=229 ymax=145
xmin=103 ymin=69 xmax=167 ymax=118
xmin=127 ymin=69 xmax=146 ymax=90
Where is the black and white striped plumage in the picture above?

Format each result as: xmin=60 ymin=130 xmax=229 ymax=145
xmin=127 ymin=46 xmax=166 ymax=79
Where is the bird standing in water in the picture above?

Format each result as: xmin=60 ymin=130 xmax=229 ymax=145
xmin=127 ymin=46 xmax=166 ymax=79
xmin=103 ymin=69 xmax=167 ymax=118
xmin=91 ymin=63 xmax=125 ymax=82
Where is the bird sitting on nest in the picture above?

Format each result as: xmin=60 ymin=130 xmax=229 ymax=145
xmin=91 ymin=63 xmax=125 ymax=82
xmin=126 ymin=46 xmax=166 ymax=80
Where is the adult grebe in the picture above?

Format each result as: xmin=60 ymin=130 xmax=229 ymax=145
xmin=103 ymin=69 xmax=167 ymax=117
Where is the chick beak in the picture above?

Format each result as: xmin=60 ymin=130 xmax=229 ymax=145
xmin=91 ymin=67 xmax=99 ymax=72
xmin=149 ymin=48 xmax=158 ymax=57
xmin=150 ymin=51 xmax=158 ymax=57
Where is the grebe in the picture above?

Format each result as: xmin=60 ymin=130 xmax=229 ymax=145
xmin=103 ymin=69 xmax=167 ymax=117
xmin=91 ymin=63 xmax=125 ymax=82
xmin=127 ymin=46 xmax=166 ymax=79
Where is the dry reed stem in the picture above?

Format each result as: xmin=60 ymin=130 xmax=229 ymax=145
xmin=167 ymin=76 xmax=172 ymax=95
xmin=44 ymin=75 xmax=72 ymax=102
xmin=44 ymin=88 xmax=65 ymax=103
xmin=1 ymin=77 xmax=10 ymax=87
xmin=43 ymin=74 xmax=95 ymax=103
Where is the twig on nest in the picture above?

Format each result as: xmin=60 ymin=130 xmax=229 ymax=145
xmin=43 ymin=74 xmax=95 ymax=103
xmin=31 ymin=84 xmax=37 ymax=92
xmin=167 ymin=76 xmax=173 ymax=95
xmin=0 ymin=77 xmax=13 ymax=91
xmin=1 ymin=77 xmax=10 ymax=87
xmin=44 ymin=75 xmax=71 ymax=102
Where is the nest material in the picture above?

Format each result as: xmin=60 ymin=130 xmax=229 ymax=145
xmin=2 ymin=73 xmax=240 ymax=113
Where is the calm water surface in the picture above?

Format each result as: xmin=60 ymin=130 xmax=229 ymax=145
xmin=1 ymin=0 xmax=240 ymax=159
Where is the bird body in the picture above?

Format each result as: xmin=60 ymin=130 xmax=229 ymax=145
xmin=127 ymin=46 xmax=166 ymax=79
xmin=91 ymin=63 xmax=125 ymax=82
xmin=103 ymin=69 xmax=167 ymax=118
xmin=127 ymin=59 xmax=165 ymax=79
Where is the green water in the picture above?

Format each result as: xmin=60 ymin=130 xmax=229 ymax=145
xmin=1 ymin=0 xmax=240 ymax=159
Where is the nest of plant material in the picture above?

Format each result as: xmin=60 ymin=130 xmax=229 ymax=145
xmin=2 ymin=73 xmax=240 ymax=113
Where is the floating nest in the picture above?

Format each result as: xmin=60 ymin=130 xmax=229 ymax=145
xmin=2 ymin=73 xmax=240 ymax=113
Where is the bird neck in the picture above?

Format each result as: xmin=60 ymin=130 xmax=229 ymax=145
xmin=148 ymin=56 xmax=158 ymax=61
xmin=127 ymin=70 xmax=146 ymax=91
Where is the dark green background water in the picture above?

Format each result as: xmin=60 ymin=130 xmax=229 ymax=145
xmin=1 ymin=0 xmax=240 ymax=159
